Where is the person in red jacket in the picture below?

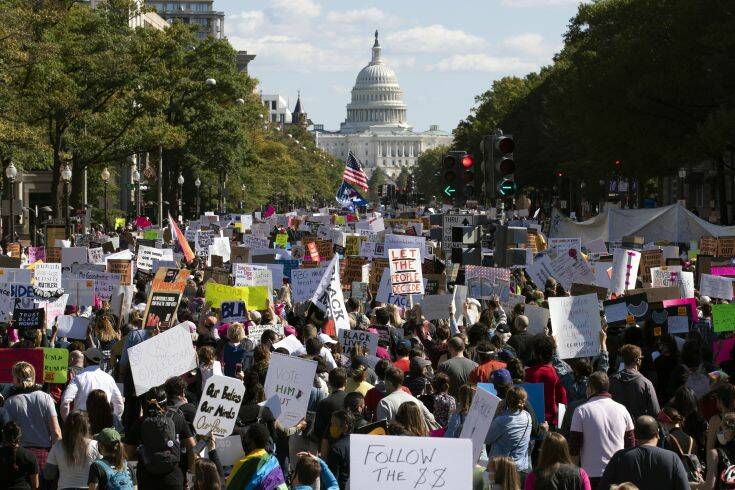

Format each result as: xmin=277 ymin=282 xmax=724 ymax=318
xmin=525 ymin=335 xmax=567 ymax=427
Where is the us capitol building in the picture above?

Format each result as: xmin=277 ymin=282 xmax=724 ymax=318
xmin=315 ymin=31 xmax=453 ymax=179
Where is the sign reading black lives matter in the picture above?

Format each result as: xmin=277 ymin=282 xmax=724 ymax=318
xmin=194 ymin=375 xmax=245 ymax=438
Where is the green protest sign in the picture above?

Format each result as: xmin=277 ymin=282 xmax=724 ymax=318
xmin=144 ymin=230 xmax=159 ymax=240
xmin=712 ymin=304 xmax=735 ymax=333
xmin=43 ymin=348 xmax=68 ymax=384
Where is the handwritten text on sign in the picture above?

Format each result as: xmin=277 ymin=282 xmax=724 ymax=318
xmin=350 ymin=434 xmax=472 ymax=490
xmin=194 ymin=375 xmax=245 ymax=437
xmin=388 ymin=247 xmax=424 ymax=295
xmin=263 ymin=353 xmax=317 ymax=428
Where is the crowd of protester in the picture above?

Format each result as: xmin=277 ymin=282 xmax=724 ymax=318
xmin=0 ymin=229 xmax=732 ymax=490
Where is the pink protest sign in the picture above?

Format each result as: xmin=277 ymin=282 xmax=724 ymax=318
xmin=713 ymin=337 xmax=735 ymax=365
xmin=662 ymin=297 xmax=697 ymax=319
xmin=27 ymin=246 xmax=45 ymax=264
xmin=711 ymin=266 xmax=735 ymax=277
xmin=0 ymin=348 xmax=44 ymax=384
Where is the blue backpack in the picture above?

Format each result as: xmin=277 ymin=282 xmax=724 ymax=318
xmin=95 ymin=459 xmax=134 ymax=490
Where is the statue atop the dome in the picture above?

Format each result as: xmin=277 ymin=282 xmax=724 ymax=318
xmin=374 ymin=30 xmax=379 ymax=46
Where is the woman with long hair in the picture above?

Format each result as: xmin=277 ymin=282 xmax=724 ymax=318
xmin=3 ymin=362 xmax=61 ymax=472
xmin=86 ymin=389 xmax=123 ymax=436
xmin=395 ymin=401 xmax=429 ymax=437
xmin=88 ymin=316 xmax=120 ymax=373
xmin=430 ymin=372 xmax=456 ymax=428
xmin=444 ymin=384 xmax=475 ymax=438
xmin=192 ymin=458 xmax=222 ymax=490
xmin=0 ymin=422 xmax=39 ymax=490
xmin=45 ymin=410 xmax=100 ymax=489
xmin=487 ymin=456 xmax=521 ymax=490
xmin=524 ymin=432 xmax=591 ymax=489
xmin=486 ymin=386 xmax=533 ymax=478
xmin=249 ymin=344 xmax=271 ymax=385
xmin=88 ymin=428 xmax=136 ymax=489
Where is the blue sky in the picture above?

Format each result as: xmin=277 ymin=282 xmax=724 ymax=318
xmin=219 ymin=0 xmax=582 ymax=133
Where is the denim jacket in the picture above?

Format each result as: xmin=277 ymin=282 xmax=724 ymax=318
xmin=485 ymin=409 xmax=532 ymax=472
xmin=553 ymin=350 xmax=609 ymax=403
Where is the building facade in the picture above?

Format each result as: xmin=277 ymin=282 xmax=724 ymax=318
xmin=315 ymin=31 xmax=452 ymax=179
xmin=146 ymin=0 xmax=224 ymax=39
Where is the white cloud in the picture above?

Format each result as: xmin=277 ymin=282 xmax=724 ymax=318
xmin=501 ymin=33 xmax=561 ymax=58
xmin=326 ymin=8 xmax=387 ymax=24
xmin=386 ymin=25 xmax=486 ymax=53
xmin=267 ymin=0 xmax=321 ymax=22
xmin=502 ymin=0 xmax=582 ymax=6
xmin=431 ymin=54 xmax=537 ymax=73
xmin=229 ymin=11 xmax=264 ymax=34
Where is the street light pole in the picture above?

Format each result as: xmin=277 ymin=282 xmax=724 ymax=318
xmin=61 ymin=163 xmax=72 ymax=239
xmin=101 ymin=167 xmax=110 ymax=231
xmin=177 ymin=173 xmax=184 ymax=222
xmin=158 ymin=145 xmax=163 ymax=226
xmin=132 ymin=168 xmax=141 ymax=218
xmin=195 ymin=177 xmax=201 ymax=216
xmin=5 ymin=161 xmax=17 ymax=242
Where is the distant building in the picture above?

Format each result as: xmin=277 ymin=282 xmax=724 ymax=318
xmin=261 ymin=94 xmax=292 ymax=125
xmin=315 ymin=31 xmax=452 ymax=178
xmin=146 ymin=0 xmax=224 ymax=40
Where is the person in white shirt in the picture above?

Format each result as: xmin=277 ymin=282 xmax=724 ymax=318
xmin=61 ymin=348 xmax=124 ymax=420
xmin=376 ymin=366 xmax=437 ymax=428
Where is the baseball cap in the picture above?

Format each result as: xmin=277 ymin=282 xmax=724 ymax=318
xmin=490 ymin=368 xmax=513 ymax=385
xmin=95 ymin=428 xmax=122 ymax=445
xmin=83 ymin=348 xmax=103 ymax=364
xmin=398 ymin=339 xmax=412 ymax=350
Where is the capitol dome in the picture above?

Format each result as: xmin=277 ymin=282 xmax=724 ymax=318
xmin=340 ymin=31 xmax=410 ymax=134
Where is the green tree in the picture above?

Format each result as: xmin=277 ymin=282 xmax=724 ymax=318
xmin=367 ymin=167 xmax=387 ymax=200
xmin=413 ymin=145 xmax=449 ymax=199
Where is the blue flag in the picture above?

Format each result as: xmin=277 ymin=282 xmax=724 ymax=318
xmin=336 ymin=181 xmax=367 ymax=211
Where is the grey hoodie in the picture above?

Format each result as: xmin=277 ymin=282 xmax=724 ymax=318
xmin=609 ymin=368 xmax=660 ymax=420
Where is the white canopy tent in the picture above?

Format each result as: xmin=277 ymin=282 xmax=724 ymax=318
xmin=550 ymin=202 xmax=735 ymax=244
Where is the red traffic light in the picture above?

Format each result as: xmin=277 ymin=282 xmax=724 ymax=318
xmin=614 ymin=160 xmax=622 ymax=167
xmin=461 ymin=155 xmax=474 ymax=168
xmin=496 ymin=136 xmax=514 ymax=154
xmin=556 ymin=171 xmax=565 ymax=178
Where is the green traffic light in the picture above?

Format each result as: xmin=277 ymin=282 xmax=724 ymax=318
xmin=443 ymin=185 xmax=456 ymax=196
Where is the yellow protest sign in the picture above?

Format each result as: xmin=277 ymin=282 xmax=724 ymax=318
xmin=204 ymin=282 xmax=269 ymax=310
xmin=336 ymin=216 xmax=346 ymax=226
xmin=275 ymin=233 xmax=288 ymax=248
xmin=43 ymin=348 xmax=68 ymax=383
xmin=114 ymin=217 xmax=126 ymax=230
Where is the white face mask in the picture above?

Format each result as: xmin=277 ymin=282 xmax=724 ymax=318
xmin=718 ymin=431 xmax=729 ymax=446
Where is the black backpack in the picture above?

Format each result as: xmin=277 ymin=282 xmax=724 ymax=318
xmin=139 ymin=410 xmax=180 ymax=474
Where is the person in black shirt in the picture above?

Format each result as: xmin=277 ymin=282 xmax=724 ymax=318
xmin=123 ymin=387 xmax=196 ymax=490
xmin=600 ymin=415 xmax=689 ymax=490
xmin=164 ymin=377 xmax=198 ymax=477
xmin=344 ymin=392 xmax=368 ymax=430
xmin=0 ymin=422 xmax=38 ymax=490
xmin=314 ymin=368 xmax=348 ymax=455
xmin=507 ymin=316 xmax=534 ymax=365
xmin=326 ymin=410 xmax=352 ymax=490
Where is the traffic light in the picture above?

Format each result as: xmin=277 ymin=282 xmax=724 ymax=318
xmin=493 ymin=133 xmax=515 ymax=198
xmin=441 ymin=151 xmax=473 ymax=204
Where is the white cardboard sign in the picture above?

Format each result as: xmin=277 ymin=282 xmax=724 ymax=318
xmin=263 ymin=353 xmax=317 ymax=428
xmin=700 ymin=273 xmax=734 ymax=300
xmin=128 ymin=324 xmax=197 ymax=396
xmin=350 ymin=434 xmax=473 ymax=490
xmin=549 ymin=293 xmax=601 ymax=359
xmin=609 ymin=248 xmax=641 ymax=295
xmin=194 ymin=375 xmax=245 ymax=437
xmin=291 ymin=268 xmax=327 ymax=303
xmin=338 ymin=328 xmax=379 ymax=356
xmin=55 ymin=314 xmax=89 ymax=339
xmin=459 ymin=385 xmax=501 ymax=463
xmin=388 ymin=247 xmax=424 ymax=296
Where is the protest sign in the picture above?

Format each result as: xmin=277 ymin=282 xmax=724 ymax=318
xmin=291 ymin=268 xmax=327 ymax=303
xmin=351 ymin=282 xmax=368 ymax=301
xmin=43 ymin=348 xmax=68 ymax=383
xmin=128 ymin=324 xmax=197 ymax=395
xmin=549 ymin=293 xmax=601 ymax=359
xmin=603 ymin=293 xmax=649 ymax=327
xmin=42 ymin=294 xmax=68 ymax=331
xmin=609 ymin=249 xmax=641 ymax=295
xmin=700 ymin=274 xmax=734 ymax=300
xmin=384 ymin=234 xmax=427 ymax=259
xmin=713 ymin=304 xmax=735 ymax=333
xmin=263 ymin=353 xmax=318 ymax=428
xmin=419 ymin=294 xmax=454 ymax=321
xmin=0 ymin=283 xmax=34 ymax=322
xmin=13 ymin=306 xmax=45 ymax=330
xmin=56 ymin=315 xmax=90 ymax=339
xmin=151 ymin=268 xmax=188 ymax=294
xmin=570 ymin=283 xmax=608 ymax=301
xmin=247 ymin=323 xmax=283 ymax=344
xmin=142 ymin=291 xmax=182 ymax=328
xmin=626 ymin=286 xmax=680 ymax=303
xmin=350 ymin=434 xmax=472 ymax=490
xmin=33 ymin=263 xmax=62 ymax=292
xmin=271 ymin=334 xmax=303 ymax=353
xmin=310 ymin=257 xmax=350 ymax=333
xmin=549 ymin=237 xmax=582 ymax=255
xmin=639 ymin=249 xmax=664 ymax=283
xmin=549 ymin=249 xmax=595 ymax=290
xmin=651 ymin=265 xmax=683 ymax=287
xmin=221 ymin=300 xmax=247 ymax=323
xmin=28 ymin=246 xmax=45 ymax=264
xmin=107 ymin=259 xmax=132 ymax=285
xmin=338 ymin=329 xmax=379 ymax=356
xmin=0 ymin=348 xmax=44 ymax=383
xmin=62 ymin=278 xmax=96 ymax=306
xmin=137 ymin=246 xmax=173 ymax=272
xmin=583 ymin=238 xmax=608 ymax=255
xmin=388 ymin=247 xmax=423 ymax=295
xmin=662 ymin=297 xmax=698 ymax=320
xmin=714 ymin=337 xmax=735 ymax=365
xmin=525 ymin=304 xmax=551 ymax=335
xmin=233 ymin=264 xmax=272 ymax=293
xmin=194 ymin=375 xmax=245 ymax=437
xmin=0 ymin=268 xmax=31 ymax=283
xmin=61 ymin=247 xmax=88 ymax=270
xmin=195 ymin=230 xmax=215 ymax=257
xmin=459 ymin=385 xmax=501 ymax=463
xmin=204 ymin=282 xmax=268 ymax=311
xmin=88 ymin=247 xmax=104 ymax=265
xmin=525 ymin=254 xmax=555 ymax=290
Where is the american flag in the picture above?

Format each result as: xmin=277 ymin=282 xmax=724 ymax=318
xmin=343 ymin=150 xmax=369 ymax=192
